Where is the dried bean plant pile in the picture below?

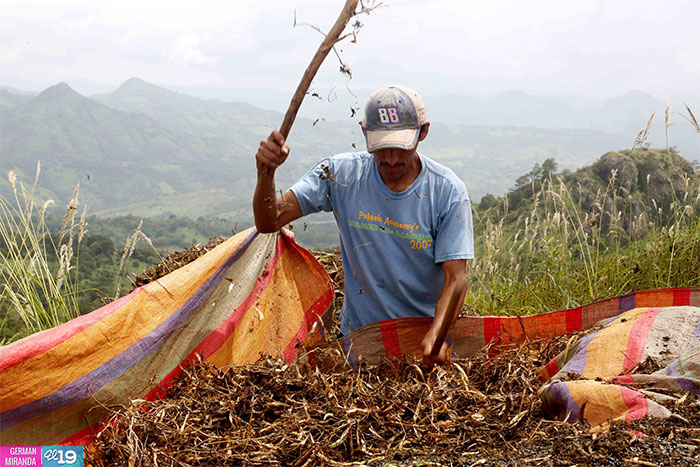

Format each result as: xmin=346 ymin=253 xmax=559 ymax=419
xmin=310 ymin=249 xmax=345 ymax=335
xmin=86 ymin=335 xmax=698 ymax=467
xmin=131 ymin=238 xmax=226 ymax=289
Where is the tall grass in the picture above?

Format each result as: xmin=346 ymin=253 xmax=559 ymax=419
xmin=113 ymin=218 xmax=162 ymax=298
xmin=0 ymin=163 xmax=86 ymax=339
xmin=466 ymin=160 xmax=700 ymax=315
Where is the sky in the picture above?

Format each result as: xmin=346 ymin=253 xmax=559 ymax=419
xmin=1 ymin=0 xmax=698 ymax=103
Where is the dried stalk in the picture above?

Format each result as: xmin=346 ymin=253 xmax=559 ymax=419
xmin=280 ymin=0 xmax=360 ymax=140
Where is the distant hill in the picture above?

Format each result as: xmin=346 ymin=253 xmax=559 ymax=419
xmin=1 ymin=82 xmax=241 ymax=216
xmin=1 ymin=79 xmax=697 ymax=220
xmin=427 ymin=90 xmax=699 ymax=159
xmin=0 ymin=89 xmax=32 ymax=110
xmin=0 ymin=80 xmax=357 ymax=216
xmin=480 ymin=149 xmax=699 ymax=241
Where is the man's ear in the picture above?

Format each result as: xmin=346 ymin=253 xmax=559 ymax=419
xmin=418 ymin=122 xmax=430 ymax=142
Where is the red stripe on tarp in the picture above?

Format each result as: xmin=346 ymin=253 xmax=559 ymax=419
xmin=565 ymin=307 xmax=583 ymax=334
xmin=613 ymin=375 xmax=635 ymax=385
xmin=380 ymin=322 xmax=402 ymax=360
xmin=142 ymin=235 xmax=287 ymax=401
xmin=59 ymin=424 xmax=98 ymax=446
xmin=622 ymin=308 xmax=663 ymax=374
xmin=50 ymin=285 xmax=700 ymax=445
xmin=283 ymin=288 xmax=334 ymax=363
xmin=544 ymin=358 xmax=559 ymax=379
xmin=483 ymin=316 xmax=501 ymax=345
xmin=620 ymin=386 xmax=649 ymax=423
xmin=304 ymin=287 xmax=332 ymax=331
xmin=673 ymin=289 xmax=690 ymax=306
xmin=0 ymin=291 xmax=138 ymax=372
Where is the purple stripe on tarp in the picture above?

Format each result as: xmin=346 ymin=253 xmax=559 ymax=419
xmin=541 ymin=381 xmax=582 ymax=424
xmin=665 ymin=360 xmax=700 ymax=394
xmin=675 ymin=376 xmax=700 ymax=394
xmin=619 ymin=294 xmax=636 ymax=313
xmin=666 ymin=360 xmax=679 ymax=377
xmin=565 ymin=312 xmax=628 ymax=375
xmin=564 ymin=329 xmax=600 ymax=375
xmin=676 ymin=377 xmax=700 ymax=394
xmin=0 ymin=229 xmax=259 ymax=432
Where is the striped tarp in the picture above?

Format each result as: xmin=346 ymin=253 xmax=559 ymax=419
xmin=313 ymin=287 xmax=700 ymax=367
xmin=539 ymin=305 xmax=700 ymax=427
xmin=0 ymin=228 xmax=333 ymax=446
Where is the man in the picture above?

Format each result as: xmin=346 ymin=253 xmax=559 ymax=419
xmin=253 ymin=85 xmax=474 ymax=367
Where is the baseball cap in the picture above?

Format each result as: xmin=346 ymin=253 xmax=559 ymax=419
xmin=361 ymin=85 xmax=428 ymax=152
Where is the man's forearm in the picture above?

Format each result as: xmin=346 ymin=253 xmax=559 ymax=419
xmin=422 ymin=260 xmax=468 ymax=366
xmin=253 ymin=130 xmax=294 ymax=233
xmin=253 ymin=170 xmax=279 ymax=233
xmin=430 ymin=275 xmax=467 ymax=353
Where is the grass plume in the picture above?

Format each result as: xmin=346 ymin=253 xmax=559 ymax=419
xmin=632 ymin=112 xmax=655 ymax=150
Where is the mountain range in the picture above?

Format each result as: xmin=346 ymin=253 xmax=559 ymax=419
xmin=0 ymin=78 xmax=698 ymax=220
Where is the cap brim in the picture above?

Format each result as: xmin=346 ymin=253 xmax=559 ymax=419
xmin=365 ymin=129 xmax=419 ymax=153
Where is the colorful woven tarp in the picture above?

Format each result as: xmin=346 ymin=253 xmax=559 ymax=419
xmin=539 ymin=305 xmax=700 ymax=427
xmin=312 ymin=287 xmax=700 ymax=366
xmin=0 ymin=228 xmax=333 ymax=446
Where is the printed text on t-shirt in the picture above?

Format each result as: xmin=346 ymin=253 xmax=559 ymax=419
xmin=347 ymin=211 xmax=434 ymax=245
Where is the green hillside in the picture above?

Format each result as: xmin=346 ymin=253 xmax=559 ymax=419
xmin=484 ymin=149 xmax=698 ymax=232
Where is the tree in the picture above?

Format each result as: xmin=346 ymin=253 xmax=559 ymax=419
xmin=515 ymin=158 xmax=559 ymax=188
xmin=479 ymin=193 xmax=499 ymax=210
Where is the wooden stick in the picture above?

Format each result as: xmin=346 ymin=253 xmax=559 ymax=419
xmin=279 ymin=0 xmax=359 ymax=141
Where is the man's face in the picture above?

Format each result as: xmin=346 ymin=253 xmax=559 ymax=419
xmin=372 ymin=146 xmax=418 ymax=182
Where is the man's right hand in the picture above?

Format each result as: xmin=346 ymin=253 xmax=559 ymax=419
xmin=256 ymin=130 xmax=290 ymax=173
xmin=421 ymin=331 xmax=450 ymax=369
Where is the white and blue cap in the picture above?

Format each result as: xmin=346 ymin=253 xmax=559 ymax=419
xmin=361 ymin=85 xmax=427 ymax=153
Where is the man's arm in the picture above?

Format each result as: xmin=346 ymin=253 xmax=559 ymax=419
xmin=421 ymin=259 xmax=468 ymax=368
xmin=253 ymin=130 xmax=304 ymax=233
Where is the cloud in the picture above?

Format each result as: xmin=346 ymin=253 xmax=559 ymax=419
xmin=0 ymin=44 xmax=20 ymax=63
xmin=0 ymin=0 xmax=697 ymax=97
xmin=170 ymin=35 xmax=220 ymax=67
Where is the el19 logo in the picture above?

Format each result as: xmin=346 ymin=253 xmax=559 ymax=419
xmin=378 ymin=107 xmax=400 ymax=123
xmin=43 ymin=446 xmax=84 ymax=466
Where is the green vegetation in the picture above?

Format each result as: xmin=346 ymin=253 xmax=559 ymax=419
xmin=0 ymin=168 xmax=166 ymax=343
xmin=61 ymin=214 xmax=243 ymax=251
xmin=466 ymin=149 xmax=700 ymax=315
xmin=0 ymin=164 xmax=84 ymax=339
xmin=0 ymin=191 xmax=247 ymax=343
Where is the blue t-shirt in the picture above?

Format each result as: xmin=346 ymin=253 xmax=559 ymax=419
xmin=290 ymin=152 xmax=474 ymax=335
